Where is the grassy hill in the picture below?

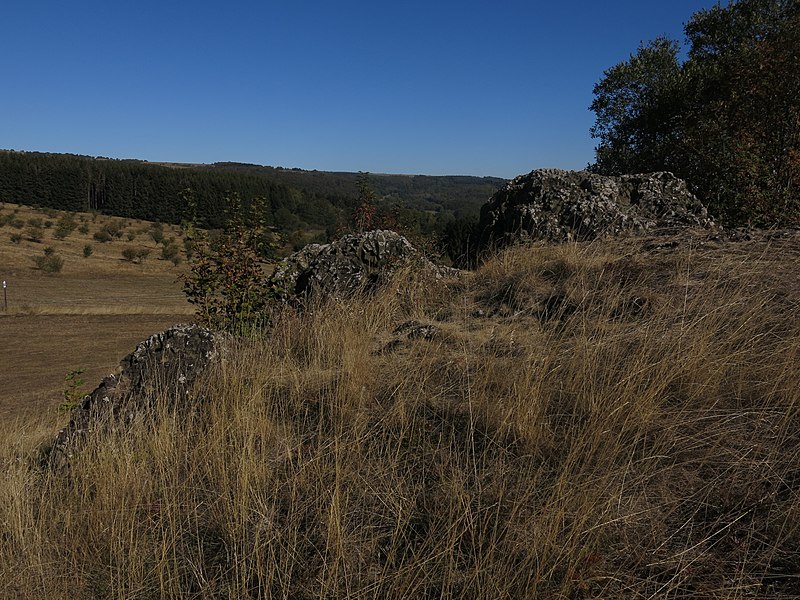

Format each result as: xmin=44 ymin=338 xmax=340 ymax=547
xmin=1 ymin=226 xmax=798 ymax=597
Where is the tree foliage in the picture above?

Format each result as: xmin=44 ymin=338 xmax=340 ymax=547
xmin=182 ymin=192 xmax=284 ymax=334
xmin=590 ymin=0 xmax=800 ymax=226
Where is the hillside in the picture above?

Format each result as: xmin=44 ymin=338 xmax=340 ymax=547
xmin=1 ymin=226 xmax=799 ymax=597
xmin=0 ymin=202 xmax=192 ymax=417
xmin=0 ymin=151 xmax=505 ymax=242
xmin=208 ymin=162 xmax=506 ymax=215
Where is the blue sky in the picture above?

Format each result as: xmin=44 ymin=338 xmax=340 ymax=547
xmin=1 ymin=1 xmax=720 ymax=178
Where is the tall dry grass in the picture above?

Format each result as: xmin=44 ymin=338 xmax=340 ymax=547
xmin=1 ymin=238 xmax=799 ymax=598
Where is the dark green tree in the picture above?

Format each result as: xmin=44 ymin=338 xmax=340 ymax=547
xmin=590 ymin=0 xmax=800 ymax=226
xmin=590 ymin=37 xmax=684 ymax=176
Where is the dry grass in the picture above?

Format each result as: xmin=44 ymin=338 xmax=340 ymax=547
xmin=0 ymin=203 xmax=192 ymax=416
xmin=1 ymin=230 xmax=800 ymax=598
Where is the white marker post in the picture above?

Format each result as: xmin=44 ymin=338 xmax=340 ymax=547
xmin=2 ymin=280 xmax=6 ymax=312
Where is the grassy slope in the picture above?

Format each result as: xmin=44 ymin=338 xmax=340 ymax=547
xmin=1 ymin=227 xmax=799 ymax=597
xmin=0 ymin=203 xmax=192 ymax=417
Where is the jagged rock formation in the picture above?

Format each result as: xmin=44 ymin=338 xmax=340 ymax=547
xmin=269 ymin=229 xmax=457 ymax=303
xmin=477 ymin=169 xmax=714 ymax=249
xmin=48 ymin=324 xmax=221 ymax=472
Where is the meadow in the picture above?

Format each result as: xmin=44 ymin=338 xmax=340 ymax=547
xmin=1 ymin=221 xmax=798 ymax=598
xmin=0 ymin=203 xmax=192 ymax=418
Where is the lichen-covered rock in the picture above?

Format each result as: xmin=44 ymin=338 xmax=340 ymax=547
xmin=47 ymin=324 xmax=221 ymax=472
xmin=477 ymin=169 xmax=714 ymax=250
xmin=269 ymin=229 xmax=456 ymax=303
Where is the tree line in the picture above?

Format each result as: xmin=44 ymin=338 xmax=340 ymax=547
xmin=0 ymin=151 xmax=499 ymax=253
xmin=0 ymin=151 xmax=353 ymax=232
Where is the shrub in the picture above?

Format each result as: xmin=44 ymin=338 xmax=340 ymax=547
xmin=78 ymin=223 xmax=90 ymax=235
xmin=160 ymin=241 xmax=180 ymax=262
xmin=53 ymin=215 xmax=78 ymax=240
xmin=83 ymin=244 xmax=93 ymax=258
xmin=122 ymin=247 xmax=151 ymax=263
xmin=32 ymin=250 xmax=64 ymax=273
xmin=105 ymin=220 xmax=125 ymax=238
xmin=25 ymin=223 xmax=44 ymax=243
xmin=59 ymin=369 xmax=86 ymax=412
xmin=150 ymin=223 xmax=165 ymax=244
xmin=93 ymin=229 xmax=112 ymax=243
xmin=43 ymin=246 xmax=55 ymax=256
xmin=183 ymin=193 xmax=278 ymax=333
xmin=10 ymin=233 xmax=22 ymax=243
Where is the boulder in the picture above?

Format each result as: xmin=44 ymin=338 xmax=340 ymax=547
xmin=477 ymin=169 xmax=714 ymax=249
xmin=268 ymin=229 xmax=455 ymax=303
xmin=47 ymin=324 xmax=221 ymax=471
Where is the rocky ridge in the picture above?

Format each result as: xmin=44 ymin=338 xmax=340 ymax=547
xmin=477 ymin=169 xmax=714 ymax=250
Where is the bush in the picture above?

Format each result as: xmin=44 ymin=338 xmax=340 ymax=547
xmin=53 ymin=215 xmax=78 ymax=240
xmin=150 ymin=223 xmax=165 ymax=244
xmin=10 ymin=233 xmax=22 ymax=243
xmin=122 ymin=247 xmax=151 ymax=263
xmin=25 ymin=223 xmax=44 ymax=243
xmin=93 ymin=229 xmax=113 ymax=243
xmin=78 ymin=223 xmax=90 ymax=235
xmin=59 ymin=369 xmax=86 ymax=413
xmin=105 ymin=220 xmax=125 ymax=238
xmin=83 ymin=244 xmax=93 ymax=258
xmin=183 ymin=193 xmax=277 ymax=333
xmin=32 ymin=251 xmax=64 ymax=273
xmin=161 ymin=241 xmax=180 ymax=262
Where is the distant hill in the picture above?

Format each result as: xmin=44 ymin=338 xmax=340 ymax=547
xmin=206 ymin=162 xmax=506 ymax=217
xmin=0 ymin=151 xmax=507 ymax=243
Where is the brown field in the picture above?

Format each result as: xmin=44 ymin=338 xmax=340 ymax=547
xmin=0 ymin=203 xmax=193 ymax=417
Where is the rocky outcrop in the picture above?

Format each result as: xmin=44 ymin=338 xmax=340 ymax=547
xmin=47 ymin=324 xmax=222 ymax=472
xmin=477 ymin=169 xmax=714 ymax=249
xmin=268 ymin=229 xmax=457 ymax=303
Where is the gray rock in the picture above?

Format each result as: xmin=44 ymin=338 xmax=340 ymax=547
xmin=47 ymin=324 xmax=221 ymax=472
xmin=477 ymin=169 xmax=714 ymax=250
xmin=269 ymin=229 xmax=456 ymax=303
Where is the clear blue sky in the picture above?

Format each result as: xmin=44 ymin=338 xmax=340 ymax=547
xmin=1 ymin=1 xmax=720 ymax=178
